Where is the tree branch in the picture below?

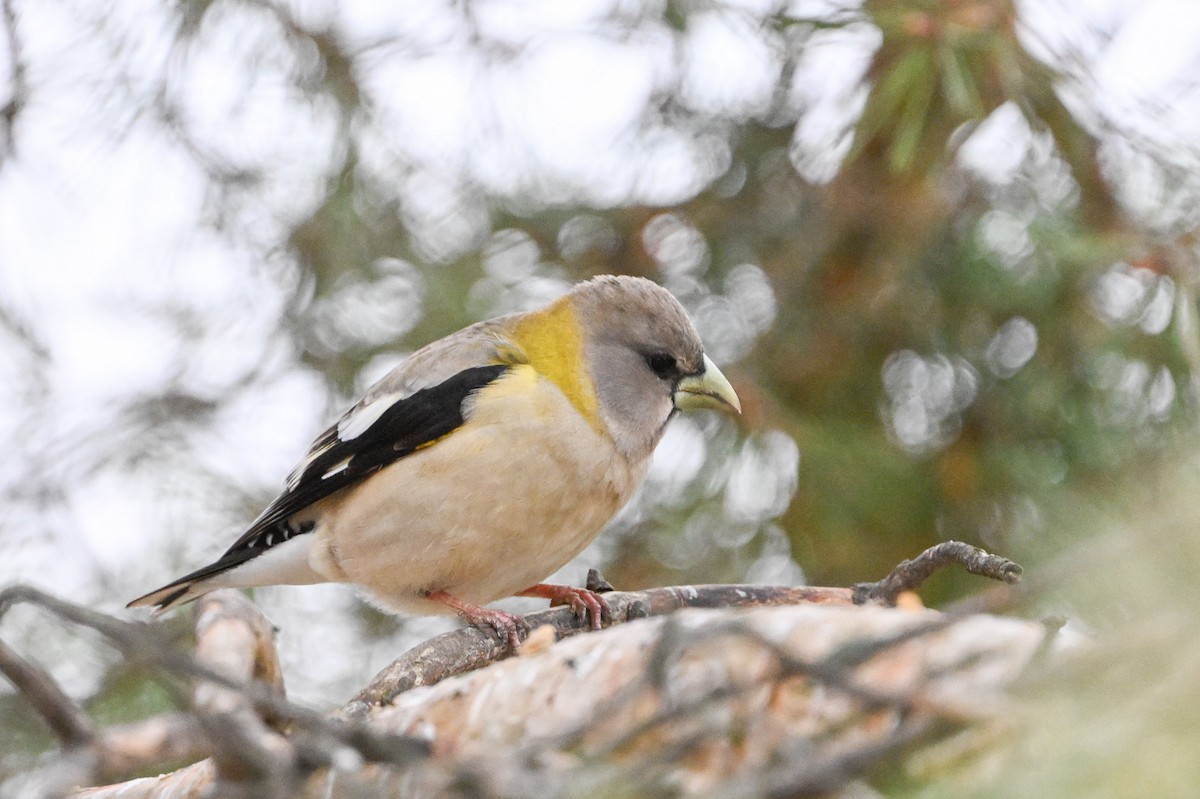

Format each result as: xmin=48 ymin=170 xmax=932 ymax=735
xmin=347 ymin=541 xmax=1025 ymax=715
xmin=852 ymin=540 xmax=1023 ymax=605
xmin=343 ymin=584 xmax=855 ymax=716
xmin=0 ymin=586 xmax=428 ymax=789
xmin=189 ymin=591 xmax=294 ymax=787
xmin=0 ymin=541 xmax=1027 ymax=798
xmin=0 ymin=637 xmax=95 ymax=747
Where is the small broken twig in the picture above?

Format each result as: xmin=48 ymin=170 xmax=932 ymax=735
xmin=0 ymin=636 xmax=96 ymax=747
xmin=190 ymin=591 xmax=294 ymax=785
xmin=852 ymin=541 xmax=1023 ymax=606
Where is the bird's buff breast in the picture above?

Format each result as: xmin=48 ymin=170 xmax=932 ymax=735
xmin=312 ymin=367 xmax=646 ymax=613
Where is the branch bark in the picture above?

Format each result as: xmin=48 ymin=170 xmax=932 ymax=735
xmin=189 ymin=591 xmax=295 ymax=789
xmin=853 ymin=540 xmax=1023 ymax=605
xmin=0 ymin=637 xmax=96 ymax=747
xmin=75 ymin=603 xmax=1048 ymax=799
xmin=345 ymin=583 xmax=855 ymax=716
xmin=0 ymin=542 xmax=1032 ymax=799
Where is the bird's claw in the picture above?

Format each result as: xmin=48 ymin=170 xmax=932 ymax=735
xmin=425 ymin=590 xmax=532 ymax=651
xmin=543 ymin=586 xmax=610 ymax=630
xmin=467 ymin=608 xmax=530 ymax=650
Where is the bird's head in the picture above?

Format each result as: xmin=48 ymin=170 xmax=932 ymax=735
xmin=570 ymin=275 xmax=741 ymax=459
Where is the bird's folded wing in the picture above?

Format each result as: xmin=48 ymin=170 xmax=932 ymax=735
xmin=124 ymin=322 xmax=522 ymax=612
xmin=128 ymin=357 xmax=517 ymax=609
xmin=223 ymin=319 xmax=516 ymax=546
xmin=221 ymin=361 xmax=512 ymax=558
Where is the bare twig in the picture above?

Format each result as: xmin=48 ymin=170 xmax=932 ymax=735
xmin=0 ymin=636 xmax=96 ymax=746
xmin=0 ymin=0 xmax=25 ymax=156
xmin=853 ymin=541 xmax=1023 ymax=606
xmin=94 ymin=713 xmax=210 ymax=780
xmin=0 ymin=585 xmax=428 ymax=784
xmin=192 ymin=591 xmax=285 ymax=708
xmin=190 ymin=592 xmax=294 ymax=787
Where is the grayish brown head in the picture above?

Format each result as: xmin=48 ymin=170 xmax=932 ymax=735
xmin=570 ymin=275 xmax=740 ymax=459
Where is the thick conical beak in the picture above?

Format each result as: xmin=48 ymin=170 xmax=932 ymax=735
xmin=673 ymin=354 xmax=741 ymax=415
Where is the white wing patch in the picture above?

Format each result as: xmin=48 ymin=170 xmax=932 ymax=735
xmin=279 ymin=331 xmax=508 ymax=494
xmin=338 ymin=391 xmax=407 ymax=441
xmin=285 ymin=440 xmax=336 ymax=491
xmin=322 ymin=455 xmax=353 ymax=481
xmin=284 ymin=391 xmax=411 ymax=491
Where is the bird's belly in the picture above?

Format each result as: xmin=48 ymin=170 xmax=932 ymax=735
xmin=314 ymin=396 xmax=642 ymax=614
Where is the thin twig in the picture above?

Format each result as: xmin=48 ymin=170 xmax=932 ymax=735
xmin=0 ymin=0 xmax=25 ymax=155
xmin=0 ymin=637 xmax=96 ymax=746
xmin=853 ymin=541 xmax=1023 ymax=606
xmin=190 ymin=591 xmax=294 ymax=787
xmin=0 ymin=585 xmax=429 ymax=776
xmin=94 ymin=713 xmax=210 ymax=781
xmin=6 ymin=536 xmax=1027 ymax=795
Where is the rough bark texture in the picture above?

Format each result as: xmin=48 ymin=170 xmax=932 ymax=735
xmin=3 ymin=543 xmax=1043 ymax=798
xmin=70 ymin=604 xmax=1056 ymax=799
xmin=342 ymin=605 xmax=1050 ymax=798
xmin=346 ymin=583 xmax=857 ymax=715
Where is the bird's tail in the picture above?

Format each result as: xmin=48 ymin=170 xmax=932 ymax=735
xmin=126 ymin=552 xmax=255 ymax=615
xmin=126 ymin=577 xmax=218 ymax=616
xmin=128 ymin=532 xmax=326 ymax=615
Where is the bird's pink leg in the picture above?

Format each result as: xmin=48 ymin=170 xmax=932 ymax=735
xmin=424 ymin=590 xmax=530 ymax=649
xmin=518 ymin=583 xmax=610 ymax=630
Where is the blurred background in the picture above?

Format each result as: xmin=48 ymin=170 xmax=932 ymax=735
xmin=2 ymin=0 xmax=1200 ymax=792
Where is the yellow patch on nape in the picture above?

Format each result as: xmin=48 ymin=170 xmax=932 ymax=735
xmin=506 ymin=298 xmax=601 ymax=430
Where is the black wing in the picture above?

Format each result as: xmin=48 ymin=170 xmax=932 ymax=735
xmin=127 ymin=364 xmax=512 ymax=610
xmin=220 ymin=363 xmax=510 ymax=560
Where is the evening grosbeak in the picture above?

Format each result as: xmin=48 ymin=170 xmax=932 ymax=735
xmin=129 ymin=275 xmax=741 ymax=646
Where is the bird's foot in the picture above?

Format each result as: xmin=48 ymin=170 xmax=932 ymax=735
xmin=425 ymin=590 xmax=530 ymax=650
xmin=465 ymin=607 xmax=530 ymax=650
xmin=518 ymin=583 xmax=610 ymax=631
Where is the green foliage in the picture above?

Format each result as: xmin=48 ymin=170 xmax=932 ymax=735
xmin=85 ymin=668 xmax=178 ymax=727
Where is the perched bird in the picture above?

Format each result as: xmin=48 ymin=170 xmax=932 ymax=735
xmin=128 ymin=275 xmax=740 ymax=646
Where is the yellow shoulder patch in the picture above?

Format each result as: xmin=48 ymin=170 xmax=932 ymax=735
xmin=504 ymin=297 xmax=602 ymax=431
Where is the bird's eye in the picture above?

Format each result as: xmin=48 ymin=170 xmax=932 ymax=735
xmin=645 ymin=352 xmax=677 ymax=378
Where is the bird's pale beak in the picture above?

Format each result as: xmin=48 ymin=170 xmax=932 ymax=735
xmin=673 ymin=354 xmax=741 ymax=415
